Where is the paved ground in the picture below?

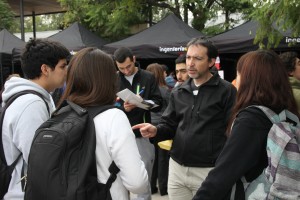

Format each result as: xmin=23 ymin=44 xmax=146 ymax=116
xmin=130 ymin=192 xmax=169 ymax=200
xmin=152 ymin=193 xmax=169 ymax=200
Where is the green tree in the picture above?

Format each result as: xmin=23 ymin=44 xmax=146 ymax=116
xmin=100 ymin=0 xmax=146 ymax=40
xmin=11 ymin=14 xmax=65 ymax=33
xmin=58 ymin=0 xmax=148 ymax=41
xmin=216 ymin=0 xmax=252 ymax=30
xmin=202 ymin=0 xmax=253 ymax=36
xmin=251 ymin=0 xmax=300 ymax=49
xmin=58 ymin=0 xmax=210 ymax=40
xmin=0 ymin=0 xmax=16 ymax=31
xmin=57 ymin=0 xmax=257 ymax=40
xmin=182 ymin=0 xmax=216 ymax=30
xmin=152 ymin=0 xmax=252 ymax=35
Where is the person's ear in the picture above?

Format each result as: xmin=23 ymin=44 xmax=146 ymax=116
xmin=133 ymin=56 xmax=136 ymax=63
xmin=209 ymin=58 xmax=216 ymax=68
xmin=41 ymin=64 xmax=49 ymax=77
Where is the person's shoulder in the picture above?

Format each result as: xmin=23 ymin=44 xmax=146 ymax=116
xmin=140 ymin=69 xmax=154 ymax=77
xmin=239 ymin=106 xmax=265 ymax=116
xmin=10 ymin=92 xmax=47 ymax=107
xmin=215 ymin=76 xmax=236 ymax=92
xmin=159 ymin=86 xmax=169 ymax=93
xmin=171 ymin=81 xmax=187 ymax=93
xmin=159 ymin=86 xmax=171 ymax=97
xmin=98 ymin=107 xmax=122 ymax=114
xmin=237 ymin=106 xmax=272 ymax=128
xmin=139 ymin=69 xmax=157 ymax=84
xmin=96 ymin=107 xmax=125 ymax=119
xmin=217 ymin=76 xmax=234 ymax=87
xmin=94 ymin=108 xmax=130 ymax=131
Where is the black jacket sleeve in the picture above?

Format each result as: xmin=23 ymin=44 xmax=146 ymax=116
xmin=155 ymin=92 xmax=178 ymax=142
xmin=192 ymin=107 xmax=272 ymax=200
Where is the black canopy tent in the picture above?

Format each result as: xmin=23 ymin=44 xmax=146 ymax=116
xmin=210 ymin=20 xmax=300 ymax=54
xmin=12 ymin=22 xmax=108 ymax=69
xmin=0 ymin=29 xmax=26 ymax=87
xmin=48 ymin=22 xmax=108 ymax=52
xmin=209 ymin=20 xmax=300 ymax=81
xmin=103 ymin=14 xmax=205 ymax=59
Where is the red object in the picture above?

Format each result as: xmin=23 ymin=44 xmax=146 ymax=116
xmin=215 ymin=56 xmax=220 ymax=70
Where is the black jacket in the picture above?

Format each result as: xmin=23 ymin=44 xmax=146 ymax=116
xmin=155 ymin=73 xmax=237 ymax=167
xmin=151 ymin=86 xmax=170 ymax=126
xmin=193 ymin=107 xmax=272 ymax=200
xmin=117 ymin=67 xmax=163 ymax=137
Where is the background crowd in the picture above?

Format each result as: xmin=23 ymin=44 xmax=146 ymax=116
xmin=1 ymin=36 xmax=299 ymax=200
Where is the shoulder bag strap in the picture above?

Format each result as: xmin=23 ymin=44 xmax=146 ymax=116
xmin=0 ymin=90 xmax=50 ymax=192
xmin=1 ymin=90 xmax=48 ymax=164
xmin=105 ymin=161 xmax=120 ymax=189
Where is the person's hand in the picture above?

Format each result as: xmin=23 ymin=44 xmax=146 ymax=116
xmin=124 ymin=101 xmax=136 ymax=112
xmin=132 ymin=123 xmax=157 ymax=138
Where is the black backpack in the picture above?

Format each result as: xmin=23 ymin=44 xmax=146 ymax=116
xmin=24 ymin=100 xmax=120 ymax=200
xmin=0 ymin=90 xmax=49 ymax=199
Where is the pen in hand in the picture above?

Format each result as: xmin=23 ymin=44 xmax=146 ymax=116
xmin=139 ymin=89 xmax=144 ymax=95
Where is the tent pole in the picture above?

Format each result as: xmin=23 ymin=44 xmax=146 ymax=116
xmin=0 ymin=56 xmax=3 ymax=87
xmin=32 ymin=11 xmax=36 ymax=39
xmin=19 ymin=0 xmax=25 ymax=41
xmin=12 ymin=59 xmax=15 ymax=74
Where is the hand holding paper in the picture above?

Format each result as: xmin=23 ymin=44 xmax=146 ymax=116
xmin=117 ymin=88 xmax=158 ymax=110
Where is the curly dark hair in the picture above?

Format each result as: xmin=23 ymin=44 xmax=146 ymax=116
xmin=21 ymin=38 xmax=70 ymax=79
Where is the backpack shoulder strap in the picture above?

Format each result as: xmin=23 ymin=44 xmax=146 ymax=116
xmin=251 ymin=105 xmax=300 ymax=127
xmin=251 ymin=105 xmax=300 ymax=146
xmin=21 ymin=90 xmax=50 ymax=115
xmin=250 ymin=105 xmax=279 ymax=123
xmin=86 ymin=105 xmax=120 ymax=188
xmin=105 ymin=161 xmax=120 ymax=189
xmin=86 ymin=105 xmax=116 ymax=119
xmin=0 ymin=90 xmax=50 ymax=165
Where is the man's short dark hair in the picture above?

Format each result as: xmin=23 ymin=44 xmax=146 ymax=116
xmin=187 ymin=37 xmax=218 ymax=60
xmin=175 ymin=54 xmax=186 ymax=64
xmin=113 ymin=47 xmax=134 ymax=63
xmin=279 ymin=51 xmax=299 ymax=73
xmin=21 ymin=38 xmax=70 ymax=79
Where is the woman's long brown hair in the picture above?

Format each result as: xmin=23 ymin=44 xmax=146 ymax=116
xmin=146 ymin=63 xmax=167 ymax=87
xmin=59 ymin=47 xmax=117 ymax=107
xmin=227 ymin=50 xmax=299 ymax=135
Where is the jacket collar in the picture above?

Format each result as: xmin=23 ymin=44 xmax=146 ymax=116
xmin=180 ymin=72 xmax=220 ymax=92
xmin=118 ymin=62 xmax=141 ymax=78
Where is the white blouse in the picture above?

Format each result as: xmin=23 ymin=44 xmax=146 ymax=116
xmin=94 ymin=108 xmax=148 ymax=200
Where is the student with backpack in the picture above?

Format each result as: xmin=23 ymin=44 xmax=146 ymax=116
xmin=0 ymin=39 xmax=70 ymax=199
xmin=24 ymin=47 xmax=148 ymax=200
xmin=192 ymin=50 xmax=300 ymax=200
